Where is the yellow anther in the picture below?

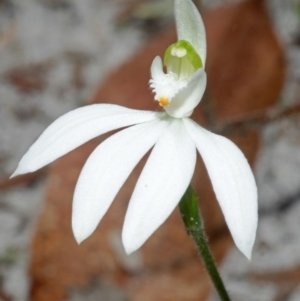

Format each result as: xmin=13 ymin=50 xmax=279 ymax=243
xmin=158 ymin=97 xmax=170 ymax=107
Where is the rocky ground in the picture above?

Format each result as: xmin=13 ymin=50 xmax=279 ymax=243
xmin=1 ymin=0 xmax=300 ymax=300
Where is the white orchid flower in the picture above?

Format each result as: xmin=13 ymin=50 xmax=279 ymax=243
xmin=12 ymin=0 xmax=257 ymax=259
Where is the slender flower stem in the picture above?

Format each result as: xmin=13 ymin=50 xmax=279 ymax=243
xmin=179 ymin=186 xmax=231 ymax=301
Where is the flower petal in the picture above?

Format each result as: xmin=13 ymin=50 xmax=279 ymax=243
xmin=150 ymin=56 xmax=164 ymax=80
xmin=184 ymin=118 xmax=257 ymax=259
xmin=12 ymin=104 xmax=160 ymax=177
xmin=165 ymin=68 xmax=207 ymax=118
xmin=175 ymin=0 xmax=206 ymax=65
xmin=72 ymin=118 xmax=170 ymax=244
xmin=122 ymin=119 xmax=196 ymax=254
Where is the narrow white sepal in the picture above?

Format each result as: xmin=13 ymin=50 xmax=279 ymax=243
xmin=11 ymin=104 xmax=159 ymax=177
xmin=184 ymin=118 xmax=257 ymax=259
xmin=175 ymin=0 xmax=207 ymax=65
xmin=72 ymin=118 xmax=170 ymax=244
xmin=165 ymin=68 xmax=207 ymax=118
xmin=122 ymin=119 xmax=196 ymax=254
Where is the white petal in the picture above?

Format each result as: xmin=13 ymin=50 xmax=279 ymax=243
xmin=150 ymin=56 xmax=164 ymax=80
xmin=175 ymin=0 xmax=207 ymax=65
xmin=184 ymin=118 xmax=257 ymax=259
xmin=165 ymin=68 xmax=207 ymax=118
xmin=72 ymin=118 xmax=170 ymax=244
xmin=12 ymin=104 xmax=160 ymax=177
xmin=122 ymin=119 xmax=196 ymax=254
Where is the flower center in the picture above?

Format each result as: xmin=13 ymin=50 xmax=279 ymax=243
xmin=164 ymin=40 xmax=202 ymax=80
xmin=149 ymin=40 xmax=203 ymax=109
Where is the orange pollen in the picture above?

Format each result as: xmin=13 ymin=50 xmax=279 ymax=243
xmin=158 ymin=97 xmax=170 ymax=107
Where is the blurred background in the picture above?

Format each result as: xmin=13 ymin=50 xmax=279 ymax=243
xmin=1 ymin=0 xmax=300 ymax=300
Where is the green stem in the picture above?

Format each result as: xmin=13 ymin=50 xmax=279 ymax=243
xmin=179 ymin=186 xmax=231 ymax=301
